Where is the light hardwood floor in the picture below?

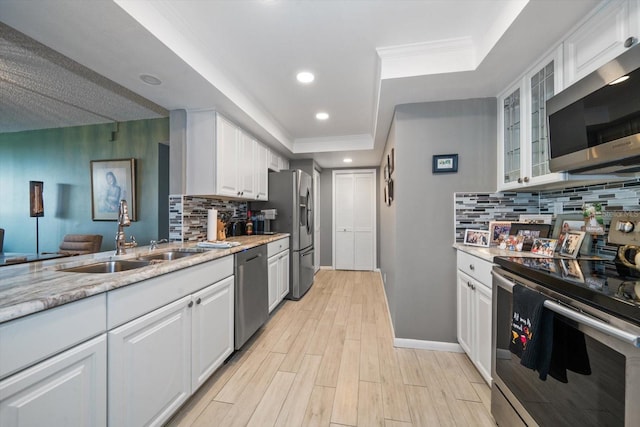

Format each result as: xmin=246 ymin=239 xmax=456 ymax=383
xmin=167 ymin=270 xmax=495 ymax=427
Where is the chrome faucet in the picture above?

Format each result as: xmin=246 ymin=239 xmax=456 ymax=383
xmin=149 ymin=238 xmax=168 ymax=250
xmin=115 ymin=200 xmax=137 ymax=255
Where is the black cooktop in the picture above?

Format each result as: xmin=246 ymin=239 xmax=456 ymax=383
xmin=494 ymin=256 xmax=640 ymax=327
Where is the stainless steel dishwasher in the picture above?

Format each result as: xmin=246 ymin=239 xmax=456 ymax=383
xmin=234 ymin=245 xmax=268 ymax=350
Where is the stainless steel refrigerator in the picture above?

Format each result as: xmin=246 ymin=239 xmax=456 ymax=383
xmin=259 ymin=169 xmax=314 ymax=300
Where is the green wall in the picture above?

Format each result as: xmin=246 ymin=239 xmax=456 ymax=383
xmin=0 ymin=118 xmax=169 ymax=253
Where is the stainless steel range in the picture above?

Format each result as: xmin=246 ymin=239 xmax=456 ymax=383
xmin=491 ymin=256 xmax=640 ymax=426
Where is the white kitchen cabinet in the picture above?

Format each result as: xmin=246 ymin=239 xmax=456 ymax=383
xmin=0 ymin=335 xmax=107 ymax=427
xmin=278 ymin=251 xmax=290 ymax=301
xmin=108 ymin=275 xmax=234 ymax=427
xmin=497 ymin=47 xmax=566 ymax=191
xmin=268 ymin=149 xmax=281 ymax=171
xmin=456 ymin=250 xmax=492 ymax=384
xmin=564 ymin=0 xmax=639 ymax=87
xmin=255 ymin=142 xmax=268 ymax=200
xmin=186 ymin=110 xmax=268 ymax=200
xmin=108 ymin=296 xmax=192 ymax=427
xmin=267 ymin=237 xmax=290 ymax=312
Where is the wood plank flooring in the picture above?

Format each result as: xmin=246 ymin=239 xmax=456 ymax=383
xmin=167 ymin=270 xmax=495 ymax=427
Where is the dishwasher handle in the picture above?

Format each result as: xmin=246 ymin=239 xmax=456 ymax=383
xmin=492 ymin=270 xmax=640 ymax=348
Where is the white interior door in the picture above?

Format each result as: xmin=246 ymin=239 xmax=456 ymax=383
xmin=313 ymin=169 xmax=320 ymax=273
xmin=332 ymin=170 xmax=376 ymax=271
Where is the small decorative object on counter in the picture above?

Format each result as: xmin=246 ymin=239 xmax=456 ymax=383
xmin=217 ymin=218 xmax=226 ymax=240
xmin=246 ymin=220 xmax=253 ymax=235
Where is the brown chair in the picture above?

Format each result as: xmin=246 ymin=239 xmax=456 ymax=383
xmin=58 ymin=234 xmax=103 ymax=255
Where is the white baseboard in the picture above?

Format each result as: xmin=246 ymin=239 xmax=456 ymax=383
xmin=393 ymin=338 xmax=464 ymax=353
xmin=319 ymin=266 xmax=333 ymax=270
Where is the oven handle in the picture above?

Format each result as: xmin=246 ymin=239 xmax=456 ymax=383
xmin=492 ymin=270 xmax=640 ymax=348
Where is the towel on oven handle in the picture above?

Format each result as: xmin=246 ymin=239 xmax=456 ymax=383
xmin=510 ymin=284 xmax=554 ymax=380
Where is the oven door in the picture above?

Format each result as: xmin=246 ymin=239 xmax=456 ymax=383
xmin=492 ymin=268 xmax=640 ymax=427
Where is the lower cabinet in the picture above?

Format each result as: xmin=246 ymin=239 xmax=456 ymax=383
xmin=268 ymin=250 xmax=290 ymax=313
xmin=0 ymin=334 xmax=107 ymax=427
xmin=108 ymin=276 xmax=234 ymax=427
xmin=456 ymin=251 xmax=493 ymax=385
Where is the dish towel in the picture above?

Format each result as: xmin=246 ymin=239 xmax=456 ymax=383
xmin=548 ymin=317 xmax=592 ymax=383
xmin=196 ymin=241 xmax=241 ymax=249
xmin=509 ymin=284 xmax=554 ymax=380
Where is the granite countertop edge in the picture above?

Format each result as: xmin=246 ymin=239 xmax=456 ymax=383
xmin=0 ymin=234 xmax=290 ymax=324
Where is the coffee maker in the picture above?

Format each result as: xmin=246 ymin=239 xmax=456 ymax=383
xmin=256 ymin=209 xmax=277 ymax=234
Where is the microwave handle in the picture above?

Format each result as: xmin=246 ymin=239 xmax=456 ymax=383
xmin=492 ymin=270 xmax=640 ymax=348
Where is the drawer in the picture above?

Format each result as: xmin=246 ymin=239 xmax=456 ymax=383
xmin=457 ymin=250 xmax=493 ymax=287
xmin=0 ymin=294 xmax=106 ymax=380
xmin=267 ymin=237 xmax=289 ymax=257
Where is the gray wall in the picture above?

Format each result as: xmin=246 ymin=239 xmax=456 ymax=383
xmin=379 ymin=119 xmax=397 ymax=318
xmin=381 ymin=98 xmax=497 ymax=342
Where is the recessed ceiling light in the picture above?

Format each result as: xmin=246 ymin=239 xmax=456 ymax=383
xmin=296 ymin=71 xmax=315 ymax=84
xmin=139 ymin=74 xmax=162 ymax=85
xmin=316 ymin=112 xmax=329 ymax=120
xmin=609 ymin=75 xmax=629 ymax=85
xmin=343 ymin=158 xmax=353 ymax=163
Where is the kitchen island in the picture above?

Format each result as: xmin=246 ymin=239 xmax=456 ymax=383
xmin=0 ymin=234 xmax=289 ymax=427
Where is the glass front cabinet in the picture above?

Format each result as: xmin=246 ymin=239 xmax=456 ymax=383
xmin=498 ymin=47 xmax=565 ymax=190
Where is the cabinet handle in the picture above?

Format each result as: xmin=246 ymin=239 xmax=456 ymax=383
xmin=467 ymin=281 xmax=472 ymax=288
xmin=471 ymin=284 xmax=476 ymax=291
xmin=625 ymin=36 xmax=637 ymax=48
xmin=523 ymin=176 xmax=530 ymax=183
xmin=517 ymin=177 xmax=523 ymax=184
xmin=188 ymin=301 xmax=194 ymax=308
xmin=196 ymin=298 xmax=202 ymax=305
xmin=469 ymin=264 xmax=475 ymax=271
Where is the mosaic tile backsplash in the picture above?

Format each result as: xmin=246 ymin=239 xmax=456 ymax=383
xmin=455 ymin=177 xmax=640 ymax=258
xmin=169 ymin=195 xmax=247 ymax=242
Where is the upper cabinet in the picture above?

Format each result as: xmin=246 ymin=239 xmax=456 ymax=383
xmin=498 ymin=47 xmax=564 ymax=190
xmin=564 ymin=0 xmax=639 ymax=87
xmin=186 ymin=111 xmax=280 ymax=200
xmin=497 ymin=0 xmax=639 ymax=191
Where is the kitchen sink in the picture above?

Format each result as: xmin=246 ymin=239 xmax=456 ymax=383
xmin=137 ymin=248 xmax=206 ymax=262
xmin=60 ymin=260 xmax=152 ymax=273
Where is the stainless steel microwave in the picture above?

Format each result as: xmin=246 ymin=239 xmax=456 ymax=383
xmin=547 ymin=44 xmax=640 ymax=174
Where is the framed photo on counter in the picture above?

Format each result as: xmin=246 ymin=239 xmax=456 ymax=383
xmin=509 ymin=222 xmax=551 ymax=252
xmin=463 ymin=229 xmax=490 ymax=247
xmin=559 ymin=230 xmax=586 ymax=258
xmin=489 ymin=221 xmax=511 ymax=245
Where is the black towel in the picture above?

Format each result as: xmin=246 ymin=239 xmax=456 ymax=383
xmin=509 ymin=284 xmax=554 ymax=380
xmin=548 ymin=317 xmax=592 ymax=383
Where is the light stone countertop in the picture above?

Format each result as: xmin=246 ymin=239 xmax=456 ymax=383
xmin=452 ymin=242 xmax=550 ymax=263
xmin=0 ymin=234 xmax=289 ymax=324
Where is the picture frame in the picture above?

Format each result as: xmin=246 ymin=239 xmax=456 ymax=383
xmin=384 ymin=163 xmax=390 ymax=182
xmin=432 ymin=154 xmax=458 ymax=173
xmin=552 ymin=214 xmax=592 ymax=255
xmin=489 ymin=221 xmax=512 ymax=245
xmin=509 ymin=222 xmax=552 ymax=251
xmin=390 ymin=148 xmax=395 ymax=174
xmin=463 ymin=229 xmax=490 ymax=247
xmin=530 ymin=238 xmax=558 ymax=257
xmin=90 ymin=158 xmax=137 ymax=221
xmin=559 ymin=230 xmax=586 ymax=258
xmin=387 ymin=178 xmax=394 ymax=205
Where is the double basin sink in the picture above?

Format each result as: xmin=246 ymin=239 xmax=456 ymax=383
xmin=60 ymin=248 xmax=207 ymax=273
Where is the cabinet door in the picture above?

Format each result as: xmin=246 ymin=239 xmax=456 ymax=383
xmin=268 ymin=255 xmax=280 ymax=313
xmin=564 ymin=0 xmax=637 ymax=86
xmin=456 ymin=271 xmax=473 ymax=356
xmin=108 ymin=296 xmax=191 ymax=427
xmin=192 ymin=276 xmax=234 ymax=390
xmin=279 ymin=251 xmax=290 ymax=301
xmin=216 ymin=115 xmax=240 ymax=197
xmin=268 ymin=150 xmax=280 ymax=172
xmin=255 ymin=142 xmax=268 ymax=200
xmin=474 ymin=283 xmax=493 ymax=385
xmin=499 ymin=84 xmax=522 ymax=187
xmin=0 ymin=335 xmax=106 ymax=427
xmin=238 ymin=132 xmax=256 ymax=199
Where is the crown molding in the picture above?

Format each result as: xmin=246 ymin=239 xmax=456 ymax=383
xmin=293 ymin=134 xmax=372 ymax=153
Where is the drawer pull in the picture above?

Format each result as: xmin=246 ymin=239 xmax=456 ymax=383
xmin=469 ymin=264 xmax=475 ymax=271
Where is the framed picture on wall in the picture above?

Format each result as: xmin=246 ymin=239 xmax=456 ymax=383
xmin=432 ymin=154 xmax=458 ymax=173
xmin=90 ymin=158 xmax=137 ymax=221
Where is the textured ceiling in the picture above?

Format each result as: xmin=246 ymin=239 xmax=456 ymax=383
xmin=0 ymin=22 xmax=168 ymax=134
